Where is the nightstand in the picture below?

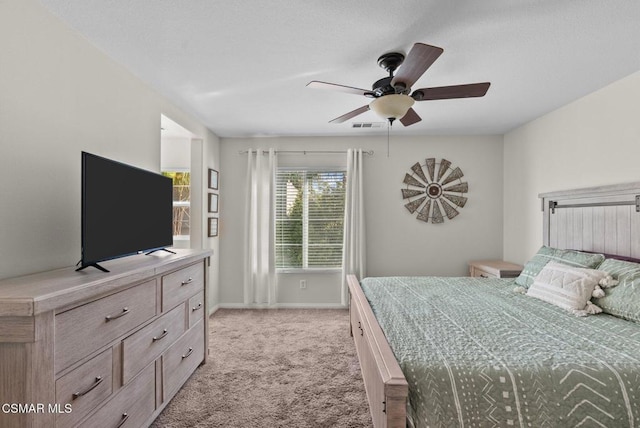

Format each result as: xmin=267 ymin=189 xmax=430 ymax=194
xmin=469 ymin=260 xmax=523 ymax=279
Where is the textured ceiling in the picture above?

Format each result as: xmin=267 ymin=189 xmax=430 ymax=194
xmin=38 ymin=0 xmax=640 ymax=138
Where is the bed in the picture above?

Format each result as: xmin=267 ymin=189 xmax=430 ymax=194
xmin=349 ymin=181 xmax=640 ymax=427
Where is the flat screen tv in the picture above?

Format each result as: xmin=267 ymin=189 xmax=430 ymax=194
xmin=78 ymin=152 xmax=174 ymax=272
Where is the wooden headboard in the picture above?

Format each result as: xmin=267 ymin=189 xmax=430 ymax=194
xmin=539 ymin=181 xmax=640 ymax=258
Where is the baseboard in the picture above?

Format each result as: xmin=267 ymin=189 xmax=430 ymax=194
xmin=275 ymin=303 xmax=348 ymax=309
xmin=216 ymin=303 xmax=347 ymax=310
xmin=208 ymin=304 xmax=220 ymax=315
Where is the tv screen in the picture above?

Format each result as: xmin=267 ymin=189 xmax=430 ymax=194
xmin=79 ymin=152 xmax=173 ymax=271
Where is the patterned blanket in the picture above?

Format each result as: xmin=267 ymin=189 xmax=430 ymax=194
xmin=360 ymin=276 xmax=640 ymax=428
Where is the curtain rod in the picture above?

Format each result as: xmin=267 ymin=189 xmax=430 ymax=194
xmin=238 ymin=149 xmax=374 ymax=155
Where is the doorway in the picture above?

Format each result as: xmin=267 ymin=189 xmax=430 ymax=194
xmin=161 ymin=114 xmax=196 ymax=249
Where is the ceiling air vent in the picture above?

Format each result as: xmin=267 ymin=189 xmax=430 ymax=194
xmin=352 ymin=122 xmax=385 ymax=129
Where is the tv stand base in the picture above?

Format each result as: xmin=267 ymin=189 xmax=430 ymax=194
xmin=75 ymin=262 xmax=110 ymax=273
xmin=145 ymin=248 xmax=177 ymax=256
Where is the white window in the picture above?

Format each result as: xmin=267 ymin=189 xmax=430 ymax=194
xmin=275 ymin=169 xmax=346 ymax=270
xmin=162 ymin=171 xmax=190 ymax=239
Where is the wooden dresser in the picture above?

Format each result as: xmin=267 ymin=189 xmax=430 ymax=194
xmin=0 ymin=249 xmax=211 ymax=428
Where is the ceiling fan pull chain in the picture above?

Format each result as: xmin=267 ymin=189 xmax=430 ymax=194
xmin=387 ymin=121 xmax=390 ymax=158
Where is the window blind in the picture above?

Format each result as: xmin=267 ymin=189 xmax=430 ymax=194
xmin=276 ymin=169 xmax=346 ymax=269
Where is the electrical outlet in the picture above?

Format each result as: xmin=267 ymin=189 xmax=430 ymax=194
xmin=300 ymin=280 xmax=307 ymax=289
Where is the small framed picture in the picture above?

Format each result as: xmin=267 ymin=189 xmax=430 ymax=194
xmin=208 ymin=169 xmax=219 ymax=190
xmin=208 ymin=218 xmax=218 ymax=237
xmin=208 ymin=193 xmax=218 ymax=213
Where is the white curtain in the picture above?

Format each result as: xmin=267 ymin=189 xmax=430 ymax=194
xmin=244 ymin=148 xmax=277 ymax=305
xmin=341 ymin=148 xmax=366 ymax=306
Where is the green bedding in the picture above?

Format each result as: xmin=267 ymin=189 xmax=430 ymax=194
xmin=360 ymin=276 xmax=640 ymax=428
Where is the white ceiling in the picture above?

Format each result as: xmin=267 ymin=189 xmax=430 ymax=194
xmin=39 ymin=0 xmax=640 ymax=138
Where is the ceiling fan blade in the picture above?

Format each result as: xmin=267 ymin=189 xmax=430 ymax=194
xmin=391 ymin=43 xmax=443 ymax=90
xmin=412 ymin=82 xmax=491 ymax=101
xmin=307 ymin=81 xmax=370 ymax=96
xmin=329 ymin=105 xmax=370 ymax=123
xmin=399 ymin=108 xmax=422 ymax=126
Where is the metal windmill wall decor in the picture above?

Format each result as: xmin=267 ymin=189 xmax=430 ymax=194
xmin=401 ymin=158 xmax=468 ymax=223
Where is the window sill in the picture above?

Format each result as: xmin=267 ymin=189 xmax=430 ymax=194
xmin=277 ymin=268 xmax=341 ymax=274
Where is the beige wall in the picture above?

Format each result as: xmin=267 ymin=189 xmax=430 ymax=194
xmin=219 ymin=134 xmax=504 ymax=306
xmin=0 ymin=0 xmax=220 ymax=295
xmin=4 ymin=0 xmax=636 ymax=310
xmin=503 ymin=70 xmax=640 ymax=264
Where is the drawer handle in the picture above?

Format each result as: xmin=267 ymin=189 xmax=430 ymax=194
xmin=105 ymin=307 xmax=129 ymax=322
xmin=192 ymin=302 xmax=203 ymax=312
xmin=116 ymin=413 xmax=129 ymax=428
xmin=480 ymin=274 xmax=489 ymax=278
xmin=72 ymin=376 xmax=103 ymax=399
xmin=182 ymin=347 xmax=194 ymax=359
xmin=152 ymin=329 xmax=169 ymax=342
xmin=181 ymin=277 xmax=193 ymax=286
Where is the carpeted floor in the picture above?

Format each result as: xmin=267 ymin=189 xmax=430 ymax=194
xmin=151 ymin=309 xmax=373 ymax=428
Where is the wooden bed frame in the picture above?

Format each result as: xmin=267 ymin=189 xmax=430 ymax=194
xmin=348 ymin=274 xmax=407 ymax=428
xmin=348 ymin=181 xmax=640 ymax=427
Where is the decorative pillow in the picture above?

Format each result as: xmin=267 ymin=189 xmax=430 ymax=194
xmin=526 ymin=262 xmax=614 ymax=316
xmin=514 ymin=246 xmax=605 ymax=288
xmin=594 ymin=258 xmax=640 ymax=323
xmin=596 ymin=258 xmax=640 ymax=282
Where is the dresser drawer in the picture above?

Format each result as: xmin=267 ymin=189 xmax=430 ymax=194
xmin=162 ymin=320 xmax=205 ymax=400
xmin=55 ymin=348 xmax=113 ymax=428
xmin=162 ymin=263 xmax=204 ymax=312
xmin=470 ymin=267 xmax=497 ymax=278
xmin=78 ymin=363 xmax=155 ymax=428
xmin=55 ymin=280 xmax=157 ymax=373
xmin=122 ymin=304 xmax=186 ymax=384
xmin=188 ymin=291 xmax=205 ymax=328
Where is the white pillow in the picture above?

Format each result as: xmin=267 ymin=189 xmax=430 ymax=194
xmin=526 ymin=261 xmax=614 ymax=316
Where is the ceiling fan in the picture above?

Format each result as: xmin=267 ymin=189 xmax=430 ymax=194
xmin=307 ymin=43 xmax=490 ymax=126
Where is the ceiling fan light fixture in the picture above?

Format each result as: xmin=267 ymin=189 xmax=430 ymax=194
xmin=313 ymin=43 xmax=490 ymax=127
xmin=369 ymin=94 xmax=415 ymax=121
